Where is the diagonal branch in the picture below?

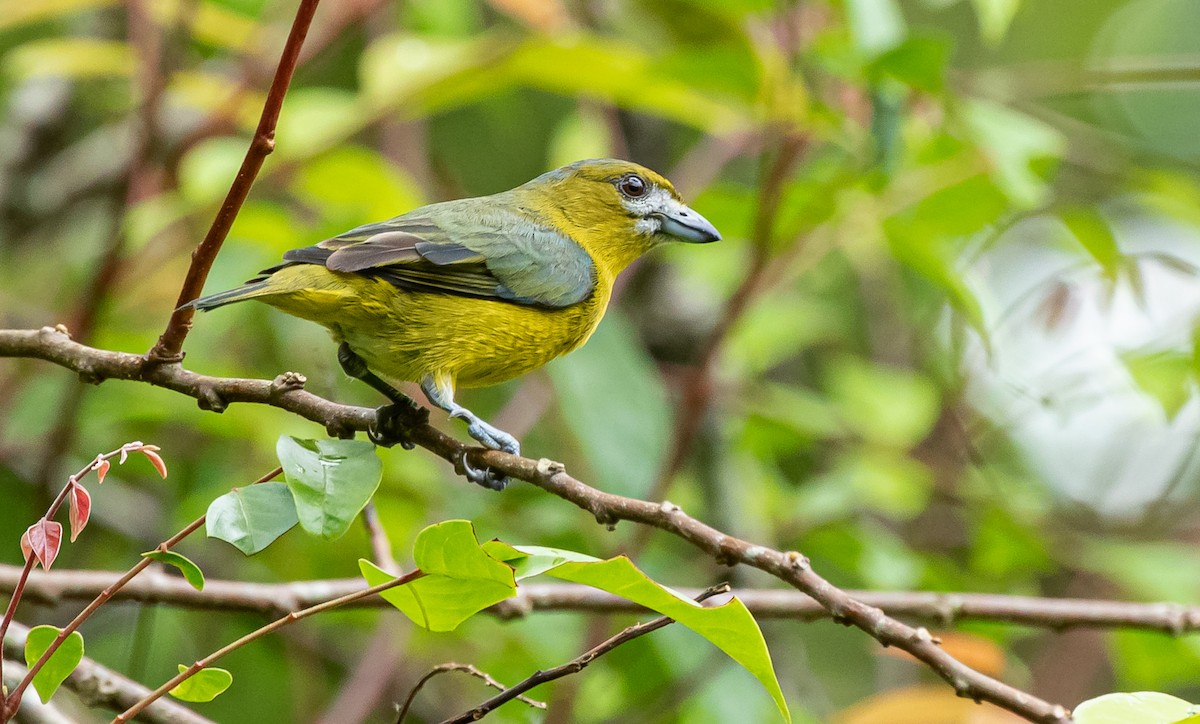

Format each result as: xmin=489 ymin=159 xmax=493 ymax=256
xmin=0 ymin=326 xmax=1072 ymax=722
xmin=147 ymin=0 xmax=322 ymax=363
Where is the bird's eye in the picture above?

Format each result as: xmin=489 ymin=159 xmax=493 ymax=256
xmin=617 ymin=174 xmax=648 ymax=199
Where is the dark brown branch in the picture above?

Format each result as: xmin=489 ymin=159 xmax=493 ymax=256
xmin=147 ymin=0 xmax=321 ymax=362
xmin=445 ymin=585 xmax=730 ymax=723
xmin=3 ymin=620 xmax=212 ymax=724
xmin=7 ymin=564 xmax=1199 ymax=634
xmin=0 ymin=326 xmax=1071 ymax=723
xmin=644 ymin=134 xmax=807 ymax=510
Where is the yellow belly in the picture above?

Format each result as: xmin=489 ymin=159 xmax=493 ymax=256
xmin=257 ymin=265 xmax=609 ymax=388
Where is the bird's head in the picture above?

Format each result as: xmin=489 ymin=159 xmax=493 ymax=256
xmin=521 ymin=159 xmax=720 ymax=276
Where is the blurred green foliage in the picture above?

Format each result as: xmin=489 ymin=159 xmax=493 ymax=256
xmin=4 ymin=0 xmax=1200 ymax=721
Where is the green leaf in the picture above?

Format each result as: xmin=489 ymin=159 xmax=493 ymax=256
xmin=970 ymin=0 xmax=1020 ymax=46
xmin=277 ymin=437 xmax=382 ymax=540
xmin=1121 ymin=350 xmax=1194 ymax=420
xmin=1060 ymin=208 xmax=1122 ymax=281
xmin=141 ymin=550 xmax=205 ymax=591
xmin=502 ymin=37 xmax=748 ymax=133
xmin=6 ymin=39 xmax=133 ymax=80
xmin=483 ymin=540 xmax=601 ymax=580
xmin=273 ymin=88 xmax=365 ymax=161
xmin=0 ymin=0 xmax=116 ymax=32
xmin=169 ymin=665 xmax=233 ymax=703
xmin=205 ymin=482 xmax=299 ymax=555
xmin=361 ymin=520 xmax=516 ymax=632
xmin=845 ymin=0 xmax=907 ymax=57
xmin=870 ymin=34 xmax=951 ymax=93
xmin=884 ymin=174 xmax=1006 ymax=336
xmin=962 ymin=99 xmax=1064 ymax=208
xmin=291 ymin=146 xmax=424 ymax=225
xmin=1074 ymin=692 xmax=1197 ymax=724
xmin=504 ymin=547 xmax=791 ymax=723
xmin=23 ymin=625 xmax=84 ymax=703
xmin=826 ymin=357 xmax=940 ymax=447
xmin=546 ymin=312 xmax=671 ymax=497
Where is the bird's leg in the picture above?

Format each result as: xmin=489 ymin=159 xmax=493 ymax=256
xmin=420 ymin=373 xmax=518 ymax=491
xmin=337 ymin=343 xmax=427 ymax=449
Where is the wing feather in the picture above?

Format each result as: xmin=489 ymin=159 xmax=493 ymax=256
xmin=275 ymin=202 xmax=594 ymax=309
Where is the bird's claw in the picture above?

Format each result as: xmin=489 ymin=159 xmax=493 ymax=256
xmin=445 ymin=411 xmax=518 ymax=490
xmin=458 ymin=450 xmax=509 ymax=491
xmin=367 ymin=403 xmax=428 ymax=450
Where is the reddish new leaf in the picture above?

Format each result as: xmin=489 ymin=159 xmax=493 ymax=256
xmin=20 ymin=528 xmax=32 ymax=564
xmin=21 ymin=519 xmax=63 ymax=570
xmin=96 ymin=458 xmax=110 ymax=484
xmin=139 ymin=448 xmax=168 ymax=479
xmin=68 ymin=484 xmax=92 ymax=542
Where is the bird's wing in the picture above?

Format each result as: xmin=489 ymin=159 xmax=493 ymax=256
xmin=280 ymin=202 xmax=595 ymax=309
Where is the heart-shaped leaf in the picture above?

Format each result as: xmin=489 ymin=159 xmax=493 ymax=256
xmin=21 ymin=519 xmax=63 ymax=570
xmin=24 ymin=625 xmax=84 ymax=703
xmin=206 ymin=482 xmax=298 ymax=555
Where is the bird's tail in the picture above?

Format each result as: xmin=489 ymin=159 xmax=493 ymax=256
xmin=180 ymin=280 xmax=275 ymax=312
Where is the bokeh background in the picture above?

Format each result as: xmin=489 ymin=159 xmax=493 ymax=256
xmin=4 ymin=0 xmax=1200 ymax=721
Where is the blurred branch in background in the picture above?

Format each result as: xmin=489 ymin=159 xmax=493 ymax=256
xmin=5 ymin=563 xmax=1200 ymax=634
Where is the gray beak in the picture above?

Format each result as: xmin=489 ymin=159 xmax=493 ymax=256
xmin=656 ymin=204 xmax=721 ymax=243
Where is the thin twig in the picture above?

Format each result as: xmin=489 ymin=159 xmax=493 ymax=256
xmin=113 ymin=569 xmax=426 ymax=722
xmin=444 ymin=585 xmax=730 ymax=723
xmin=147 ymin=0 xmax=322 ymax=362
xmin=396 ymin=663 xmax=545 ymax=723
xmin=0 ymin=327 xmax=1073 ymax=723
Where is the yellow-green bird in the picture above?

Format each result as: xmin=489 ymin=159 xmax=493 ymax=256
xmin=188 ymin=159 xmax=720 ymax=489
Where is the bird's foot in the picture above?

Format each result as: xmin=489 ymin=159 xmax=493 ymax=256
xmin=451 ymin=411 xmax=521 ymax=455
xmin=450 ymin=411 xmax=520 ymax=490
xmin=368 ymin=400 xmax=429 ymax=450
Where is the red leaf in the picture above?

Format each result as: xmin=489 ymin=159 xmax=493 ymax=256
xmin=96 ymin=458 xmax=111 ymax=484
xmin=20 ymin=528 xmax=33 ymax=564
xmin=140 ymin=449 xmax=168 ymax=479
xmin=22 ymin=519 xmax=63 ymax=570
xmin=69 ymin=484 xmax=92 ymax=542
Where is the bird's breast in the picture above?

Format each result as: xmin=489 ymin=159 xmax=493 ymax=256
xmin=334 ymin=273 xmax=613 ymax=389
